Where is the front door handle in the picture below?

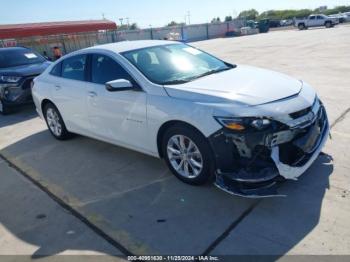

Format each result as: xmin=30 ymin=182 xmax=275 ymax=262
xmin=88 ymin=91 xmax=97 ymax=97
xmin=55 ymin=85 xmax=61 ymax=91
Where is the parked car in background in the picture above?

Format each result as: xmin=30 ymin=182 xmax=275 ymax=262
xmin=295 ymin=14 xmax=339 ymax=30
xmin=280 ymin=19 xmax=294 ymax=26
xmin=0 ymin=47 xmax=51 ymax=114
xmin=32 ymin=40 xmax=329 ymax=197
xmin=268 ymin=19 xmax=281 ymax=28
xmin=328 ymin=13 xmax=347 ymax=23
xmin=344 ymin=12 xmax=350 ymax=22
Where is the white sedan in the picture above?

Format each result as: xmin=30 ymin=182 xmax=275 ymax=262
xmin=32 ymin=40 xmax=329 ymax=197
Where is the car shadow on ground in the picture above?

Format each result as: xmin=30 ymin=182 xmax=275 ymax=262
xmin=0 ymin=128 xmax=333 ymax=256
xmin=0 ymin=105 xmax=37 ymax=128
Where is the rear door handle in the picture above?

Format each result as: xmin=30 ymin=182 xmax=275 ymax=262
xmin=55 ymin=85 xmax=61 ymax=91
xmin=88 ymin=91 xmax=97 ymax=97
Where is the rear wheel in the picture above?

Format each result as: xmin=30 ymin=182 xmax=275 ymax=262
xmin=43 ymin=103 xmax=72 ymax=140
xmin=298 ymin=23 xmax=306 ymax=30
xmin=162 ymin=124 xmax=214 ymax=185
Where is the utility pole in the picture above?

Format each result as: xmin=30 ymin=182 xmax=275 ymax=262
xmin=126 ymin=17 xmax=130 ymax=29
xmin=187 ymin=11 xmax=191 ymax=24
xmin=119 ymin=18 xmax=124 ymax=25
xmin=102 ymin=13 xmax=106 ymax=20
xmin=149 ymin=24 xmax=153 ymax=39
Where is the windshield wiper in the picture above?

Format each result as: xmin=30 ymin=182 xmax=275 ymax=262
xmin=186 ymin=67 xmax=232 ymax=82
xmin=162 ymin=79 xmax=190 ymax=85
xmin=162 ymin=67 xmax=233 ymax=85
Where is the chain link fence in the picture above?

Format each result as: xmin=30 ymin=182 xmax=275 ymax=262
xmin=0 ymin=20 xmax=244 ymax=59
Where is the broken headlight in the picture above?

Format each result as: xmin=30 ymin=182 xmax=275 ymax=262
xmin=214 ymin=116 xmax=271 ymax=131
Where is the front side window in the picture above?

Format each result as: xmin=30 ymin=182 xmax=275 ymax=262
xmin=61 ymin=55 xmax=87 ymax=81
xmin=0 ymin=48 xmax=46 ymax=68
xmin=91 ymin=54 xmax=132 ymax=85
xmin=122 ymin=44 xmax=233 ymax=85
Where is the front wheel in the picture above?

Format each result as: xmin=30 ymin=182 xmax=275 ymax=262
xmin=162 ymin=124 xmax=214 ymax=185
xmin=44 ymin=103 xmax=72 ymax=140
xmin=325 ymin=22 xmax=332 ymax=28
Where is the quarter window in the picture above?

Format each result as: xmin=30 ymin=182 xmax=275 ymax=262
xmin=61 ymin=55 xmax=87 ymax=81
xmin=91 ymin=54 xmax=132 ymax=85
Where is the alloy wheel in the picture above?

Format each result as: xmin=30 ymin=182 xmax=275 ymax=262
xmin=46 ymin=108 xmax=62 ymax=137
xmin=167 ymin=135 xmax=203 ymax=178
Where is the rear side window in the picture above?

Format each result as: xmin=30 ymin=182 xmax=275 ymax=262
xmin=310 ymin=16 xmax=315 ymax=20
xmin=50 ymin=62 xmax=62 ymax=77
xmin=91 ymin=54 xmax=132 ymax=85
xmin=61 ymin=55 xmax=87 ymax=81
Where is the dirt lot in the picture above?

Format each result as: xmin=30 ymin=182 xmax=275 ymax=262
xmin=1 ymin=25 xmax=350 ymax=259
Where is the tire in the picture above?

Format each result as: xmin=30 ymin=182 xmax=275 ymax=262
xmin=43 ymin=102 xmax=72 ymax=140
xmin=325 ymin=21 xmax=331 ymax=28
xmin=298 ymin=23 xmax=305 ymax=30
xmin=162 ymin=124 xmax=214 ymax=185
xmin=0 ymin=99 xmax=9 ymax=115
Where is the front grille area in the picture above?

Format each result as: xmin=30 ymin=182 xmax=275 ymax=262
xmin=289 ymin=97 xmax=317 ymax=119
xmin=289 ymin=106 xmax=312 ymax=119
xmin=279 ymin=105 xmax=326 ymax=167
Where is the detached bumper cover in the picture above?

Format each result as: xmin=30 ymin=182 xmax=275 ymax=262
xmin=211 ymin=104 xmax=329 ymax=198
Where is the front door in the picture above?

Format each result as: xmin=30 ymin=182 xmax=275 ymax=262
xmin=86 ymin=53 xmax=148 ymax=151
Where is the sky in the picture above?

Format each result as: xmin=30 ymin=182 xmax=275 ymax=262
xmin=1 ymin=0 xmax=349 ymax=28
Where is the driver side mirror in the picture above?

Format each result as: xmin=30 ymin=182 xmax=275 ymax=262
xmin=106 ymin=79 xmax=134 ymax=92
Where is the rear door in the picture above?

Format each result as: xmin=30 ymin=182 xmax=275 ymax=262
xmin=316 ymin=15 xmax=325 ymax=26
xmin=85 ymin=53 xmax=148 ymax=150
xmin=308 ymin=15 xmax=317 ymax=27
xmin=51 ymin=54 xmax=90 ymax=133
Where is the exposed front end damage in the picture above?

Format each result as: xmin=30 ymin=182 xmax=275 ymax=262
xmin=209 ymin=98 xmax=329 ymax=198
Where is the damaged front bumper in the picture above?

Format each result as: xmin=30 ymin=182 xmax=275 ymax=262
xmin=210 ymin=101 xmax=329 ymax=198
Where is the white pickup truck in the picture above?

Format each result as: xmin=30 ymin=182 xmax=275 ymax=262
xmin=295 ymin=14 xmax=339 ymax=30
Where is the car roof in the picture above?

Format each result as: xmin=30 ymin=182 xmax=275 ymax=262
xmin=85 ymin=40 xmax=180 ymax=54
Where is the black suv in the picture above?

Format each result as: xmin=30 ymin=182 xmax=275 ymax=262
xmin=0 ymin=47 xmax=51 ymax=114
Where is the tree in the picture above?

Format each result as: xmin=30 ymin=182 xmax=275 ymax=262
xmin=129 ymin=23 xmax=139 ymax=30
xmin=225 ymin=16 xmax=233 ymax=22
xmin=238 ymin=9 xmax=259 ymax=20
xmin=256 ymin=5 xmax=350 ymax=20
xmin=323 ymin=5 xmax=350 ymax=15
xmin=258 ymin=9 xmax=312 ymax=20
xmin=167 ymin=21 xmax=185 ymax=27
xmin=117 ymin=23 xmax=139 ymax=31
xmin=211 ymin=17 xmax=221 ymax=23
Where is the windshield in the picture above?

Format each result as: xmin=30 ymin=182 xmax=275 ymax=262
xmin=122 ymin=44 xmax=234 ymax=85
xmin=0 ymin=48 xmax=46 ymax=68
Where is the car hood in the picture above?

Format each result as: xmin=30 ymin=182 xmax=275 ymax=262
xmin=0 ymin=61 xmax=51 ymax=77
xmin=164 ymin=65 xmax=303 ymax=106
